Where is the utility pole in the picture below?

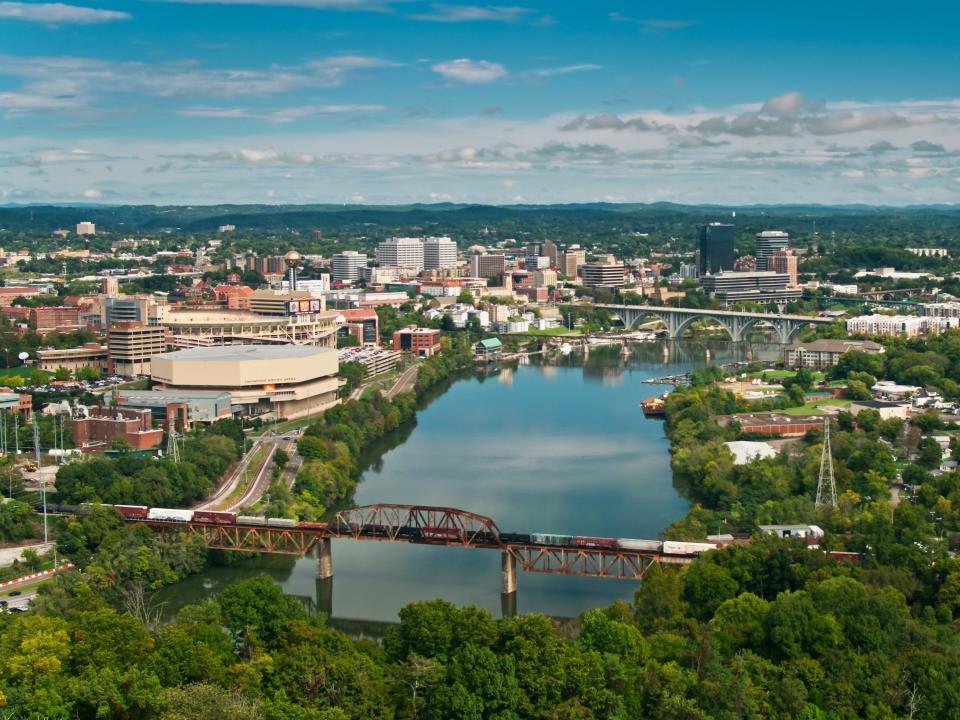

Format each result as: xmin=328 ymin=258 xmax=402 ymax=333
xmin=815 ymin=418 xmax=837 ymax=508
xmin=13 ymin=413 xmax=18 ymax=454
xmin=33 ymin=417 xmax=47 ymax=548
xmin=1 ymin=411 xmax=6 ymax=455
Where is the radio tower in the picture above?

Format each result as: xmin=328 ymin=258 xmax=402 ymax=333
xmin=816 ymin=417 xmax=837 ymax=508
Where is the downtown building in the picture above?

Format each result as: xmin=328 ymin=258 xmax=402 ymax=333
xmin=376 ymin=237 xmax=424 ymax=272
xmin=699 ymin=271 xmax=801 ymax=308
xmin=755 ymin=230 xmax=790 ymax=271
xmin=331 ymin=251 xmax=368 ymax=283
xmin=423 ymin=237 xmax=458 ymax=271
xmin=468 ymin=253 xmax=507 ymax=279
xmin=697 ymin=222 xmax=735 ymax=275
xmin=580 ymin=255 xmax=626 ymax=288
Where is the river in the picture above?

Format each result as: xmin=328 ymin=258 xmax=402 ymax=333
xmin=154 ymin=341 xmax=781 ymax=624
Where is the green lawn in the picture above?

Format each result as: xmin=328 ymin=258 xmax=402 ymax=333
xmin=782 ymin=398 xmax=851 ymax=415
xmin=3 ymin=367 xmax=52 ymax=379
xmin=747 ymin=369 xmax=826 ymax=382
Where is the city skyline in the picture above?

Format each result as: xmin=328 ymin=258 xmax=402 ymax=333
xmin=1 ymin=0 xmax=958 ymax=206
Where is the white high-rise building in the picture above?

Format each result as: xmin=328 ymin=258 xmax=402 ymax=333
xmin=423 ymin=236 xmax=458 ymax=270
xmin=755 ymin=230 xmax=790 ymax=271
xmin=376 ymin=237 xmax=424 ymax=272
xmin=76 ymin=221 xmax=96 ymax=235
xmin=331 ymin=251 xmax=367 ymax=283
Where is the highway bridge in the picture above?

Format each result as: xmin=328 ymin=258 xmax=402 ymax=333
xmin=595 ymin=304 xmax=835 ymax=343
xmin=123 ymin=503 xmax=704 ymax=594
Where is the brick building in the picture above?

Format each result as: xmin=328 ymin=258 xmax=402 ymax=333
xmin=72 ymin=406 xmax=164 ymax=451
xmin=392 ymin=326 xmax=441 ymax=357
xmin=29 ymin=306 xmax=83 ymax=333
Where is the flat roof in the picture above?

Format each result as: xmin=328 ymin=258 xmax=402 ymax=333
xmin=118 ymin=389 xmax=231 ymax=403
xmin=154 ymin=345 xmax=334 ymax=362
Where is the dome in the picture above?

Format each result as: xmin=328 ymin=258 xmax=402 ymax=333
xmin=283 ymin=250 xmax=301 ymax=268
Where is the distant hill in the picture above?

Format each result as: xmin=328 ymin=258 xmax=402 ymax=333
xmin=0 ymin=202 xmax=958 ymax=233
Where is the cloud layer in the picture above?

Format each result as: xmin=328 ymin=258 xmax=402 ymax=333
xmin=0 ymin=2 xmax=130 ymax=24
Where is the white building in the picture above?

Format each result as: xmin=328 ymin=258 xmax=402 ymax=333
xmin=376 ymin=237 xmax=424 ymax=272
xmin=331 ymin=251 xmax=367 ymax=283
xmin=907 ymin=248 xmax=948 ymax=257
xmin=755 ymin=230 xmax=789 ymax=271
xmin=845 ymin=314 xmax=959 ymax=337
xmin=919 ymin=302 xmax=960 ymax=318
xmin=423 ymin=236 xmax=458 ymax=270
xmin=76 ymin=221 xmax=96 ymax=235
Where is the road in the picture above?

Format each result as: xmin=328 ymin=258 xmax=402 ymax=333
xmin=385 ymin=363 xmax=420 ymax=399
xmin=195 ymin=431 xmax=300 ymax=513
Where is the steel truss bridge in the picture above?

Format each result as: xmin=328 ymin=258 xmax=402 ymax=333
xmin=595 ymin=304 xmax=834 ymax=343
xmin=141 ymin=503 xmax=686 ymax=594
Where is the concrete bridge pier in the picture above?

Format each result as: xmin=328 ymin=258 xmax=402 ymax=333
xmin=316 ymin=538 xmax=333 ymax=580
xmin=500 ymin=589 xmax=517 ymax=618
xmin=500 ymin=551 xmax=517 ymax=594
xmin=315 ymin=576 xmax=333 ymax=618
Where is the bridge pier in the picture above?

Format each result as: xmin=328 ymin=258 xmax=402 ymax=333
xmin=316 ymin=576 xmax=333 ymax=618
xmin=500 ymin=551 xmax=517 ymax=594
xmin=500 ymin=589 xmax=517 ymax=618
xmin=315 ymin=538 xmax=333 ymax=580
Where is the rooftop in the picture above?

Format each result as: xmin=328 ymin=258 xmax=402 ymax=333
xmin=786 ymin=339 xmax=884 ymax=352
xmin=117 ymin=389 xmax=232 ymax=404
xmin=154 ymin=345 xmax=333 ymax=362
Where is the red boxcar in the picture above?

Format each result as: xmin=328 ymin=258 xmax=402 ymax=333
xmin=112 ymin=505 xmax=150 ymax=520
xmin=574 ymin=536 xmax=618 ymax=550
xmin=298 ymin=521 xmax=328 ymax=530
xmin=193 ymin=510 xmax=237 ymax=525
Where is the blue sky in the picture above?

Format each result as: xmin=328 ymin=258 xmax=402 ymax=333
xmin=1 ymin=0 xmax=958 ymax=205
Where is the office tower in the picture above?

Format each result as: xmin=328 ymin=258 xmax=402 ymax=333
xmin=376 ymin=237 xmax=424 ymax=271
xmin=697 ymin=222 xmax=735 ymax=275
xmin=560 ymin=249 xmax=586 ymax=278
xmin=76 ymin=221 xmax=96 ymax=235
xmin=755 ymin=230 xmax=790 ymax=271
xmin=468 ymin=254 xmax=506 ymax=278
xmin=423 ymin=236 xmax=458 ymax=270
xmin=542 ymin=240 xmax=558 ymax=268
xmin=331 ymin=251 xmax=367 ymax=283
xmin=580 ymin=255 xmax=626 ymax=288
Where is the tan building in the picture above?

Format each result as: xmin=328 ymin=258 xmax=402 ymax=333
xmin=151 ymin=345 xmax=342 ymax=420
xmin=784 ymin=339 xmax=884 ymax=370
xmin=533 ymin=269 xmax=558 ymax=289
xmin=581 ymin=255 xmax=625 ymax=288
xmin=559 ymin=250 xmax=586 ymax=278
xmin=108 ymin=323 xmax=170 ymax=376
xmin=771 ymin=249 xmax=799 ymax=287
xmin=36 ymin=343 xmax=108 ymax=374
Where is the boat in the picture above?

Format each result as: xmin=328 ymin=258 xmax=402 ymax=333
xmin=640 ymin=396 xmax=666 ymax=417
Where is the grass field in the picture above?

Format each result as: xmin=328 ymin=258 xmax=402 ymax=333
xmin=748 ymin=369 xmax=827 ymax=382
xmin=782 ymin=398 xmax=851 ymax=415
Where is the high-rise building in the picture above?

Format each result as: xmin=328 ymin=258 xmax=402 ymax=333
xmin=581 ymin=255 xmax=626 ymax=288
xmin=697 ymin=223 xmax=735 ymax=275
xmin=423 ymin=236 xmax=458 ymax=270
xmin=533 ymin=269 xmax=557 ymax=288
xmin=468 ymin=254 xmax=506 ymax=278
xmin=376 ymin=237 xmax=424 ymax=271
xmin=331 ymin=251 xmax=367 ymax=283
xmin=76 ymin=221 xmax=96 ymax=235
xmin=755 ymin=230 xmax=790 ymax=271
xmin=560 ymin=250 xmax=586 ymax=278
xmin=542 ymin=240 xmax=558 ymax=268
xmin=526 ymin=256 xmax=550 ymax=270
xmin=107 ymin=323 xmax=170 ymax=376
xmin=771 ymin=249 xmax=799 ymax=287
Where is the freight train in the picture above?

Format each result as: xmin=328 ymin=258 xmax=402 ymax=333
xmin=43 ymin=503 xmax=718 ymax=557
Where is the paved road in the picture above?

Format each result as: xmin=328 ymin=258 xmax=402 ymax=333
xmin=385 ymin=363 xmax=420 ymax=399
xmin=196 ymin=431 xmax=299 ymax=512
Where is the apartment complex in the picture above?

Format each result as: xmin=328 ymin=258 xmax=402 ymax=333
xmin=846 ymin=314 xmax=960 ymax=337
xmin=784 ymin=339 xmax=884 ymax=370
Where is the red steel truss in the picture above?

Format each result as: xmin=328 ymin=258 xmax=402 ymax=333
xmin=508 ymin=546 xmax=662 ymax=580
xmin=329 ymin=504 xmax=503 ymax=547
xmin=150 ymin=520 xmax=316 ymax=556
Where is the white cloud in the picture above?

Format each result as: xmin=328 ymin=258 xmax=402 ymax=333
xmin=760 ymin=91 xmax=824 ymax=117
xmin=0 ymin=2 xmax=130 ymax=23
xmin=528 ymin=64 xmax=601 ymax=78
xmin=432 ymin=58 xmax=507 ymax=84
xmin=409 ymin=4 xmax=533 ymax=22
xmin=153 ymin=0 xmax=398 ymax=10
xmin=178 ymin=104 xmax=385 ymax=122
xmin=81 ymin=188 xmax=102 ymax=198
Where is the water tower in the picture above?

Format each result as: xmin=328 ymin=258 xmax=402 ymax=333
xmin=284 ymin=250 xmax=301 ymax=291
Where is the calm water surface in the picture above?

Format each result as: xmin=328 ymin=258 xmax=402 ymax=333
xmin=155 ymin=341 xmax=780 ymax=623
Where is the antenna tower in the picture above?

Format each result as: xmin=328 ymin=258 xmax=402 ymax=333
xmin=815 ymin=417 xmax=837 ymax=508
xmin=167 ymin=426 xmax=181 ymax=464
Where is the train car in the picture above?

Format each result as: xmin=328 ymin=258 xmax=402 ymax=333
xmin=237 ymin=516 xmax=267 ymax=526
xmin=147 ymin=508 xmax=195 ymax=523
xmin=531 ymin=533 xmax=575 ymax=547
xmin=662 ymin=541 xmax=717 ymax=556
xmin=113 ymin=504 xmax=150 ymax=520
xmin=193 ymin=510 xmax=237 ymax=525
xmin=574 ymin=536 xmax=618 ymax=550
xmin=499 ymin=532 xmax=532 ymax=545
xmin=266 ymin=518 xmax=297 ymax=528
xmin=826 ymin=550 xmax=861 ymax=563
xmin=297 ymin=521 xmax=328 ymax=530
xmin=421 ymin=526 xmax=461 ymax=540
xmin=616 ymin=539 xmax=663 ymax=552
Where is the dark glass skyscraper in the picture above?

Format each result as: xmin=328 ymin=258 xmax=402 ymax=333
xmin=697 ymin=222 xmax=735 ymax=275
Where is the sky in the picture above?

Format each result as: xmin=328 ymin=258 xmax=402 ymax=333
xmin=0 ymin=0 xmax=958 ymax=206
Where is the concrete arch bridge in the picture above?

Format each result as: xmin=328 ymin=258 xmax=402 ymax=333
xmin=595 ymin=304 xmax=834 ymax=344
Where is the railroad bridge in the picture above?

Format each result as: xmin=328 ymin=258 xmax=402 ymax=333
xmin=141 ymin=503 xmax=689 ymax=596
xmin=595 ymin=304 xmax=834 ymax=344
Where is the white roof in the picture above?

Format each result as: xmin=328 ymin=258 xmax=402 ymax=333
xmin=725 ymin=441 xmax=777 ymax=465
